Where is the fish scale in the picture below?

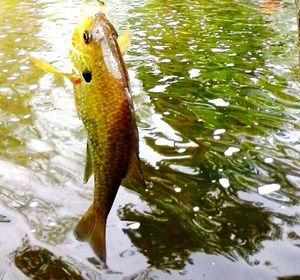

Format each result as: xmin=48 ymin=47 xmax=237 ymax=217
xmin=29 ymin=6 xmax=144 ymax=263
xmin=69 ymin=12 xmax=144 ymax=262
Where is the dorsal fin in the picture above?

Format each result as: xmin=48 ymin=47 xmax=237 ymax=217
xmin=117 ymin=28 xmax=131 ymax=55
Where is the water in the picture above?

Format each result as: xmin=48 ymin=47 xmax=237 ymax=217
xmin=0 ymin=0 xmax=300 ymax=279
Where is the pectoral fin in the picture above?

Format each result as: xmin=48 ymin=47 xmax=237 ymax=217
xmin=117 ymin=28 xmax=131 ymax=55
xmin=83 ymin=143 xmax=93 ymax=183
xmin=29 ymin=54 xmax=81 ymax=85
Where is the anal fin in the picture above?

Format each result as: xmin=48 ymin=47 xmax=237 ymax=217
xmin=124 ymin=121 xmax=146 ymax=188
xmin=83 ymin=142 xmax=93 ymax=184
xmin=126 ymin=149 xmax=145 ymax=186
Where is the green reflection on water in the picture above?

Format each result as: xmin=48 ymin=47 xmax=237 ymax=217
xmin=120 ymin=0 xmax=300 ymax=271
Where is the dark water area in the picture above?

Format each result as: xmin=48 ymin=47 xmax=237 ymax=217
xmin=0 ymin=0 xmax=300 ymax=279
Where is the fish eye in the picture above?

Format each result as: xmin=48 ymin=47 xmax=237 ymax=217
xmin=83 ymin=31 xmax=92 ymax=44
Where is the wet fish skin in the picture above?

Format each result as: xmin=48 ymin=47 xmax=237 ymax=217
xmin=70 ymin=12 xmax=143 ymax=262
xmin=28 ymin=5 xmax=142 ymax=263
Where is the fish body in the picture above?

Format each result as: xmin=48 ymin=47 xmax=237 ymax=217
xmin=70 ymin=12 xmax=143 ymax=261
xmin=29 ymin=6 xmax=142 ymax=262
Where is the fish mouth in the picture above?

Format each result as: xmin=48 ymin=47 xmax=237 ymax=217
xmin=82 ymin=70 xmax=92 ymax=83
xmin=69 ymin=46 xmax=92 ymax=79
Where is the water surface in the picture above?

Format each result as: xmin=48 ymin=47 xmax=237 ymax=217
xmin=0 ymin=0 xmax=300 ymax=279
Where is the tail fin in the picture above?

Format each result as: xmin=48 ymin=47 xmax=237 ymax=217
xmin=74 ymin=206 xmax=107 ymax=262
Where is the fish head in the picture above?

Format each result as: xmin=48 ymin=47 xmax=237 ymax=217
xmin=70 ymin=12 xmax=126 ymax=85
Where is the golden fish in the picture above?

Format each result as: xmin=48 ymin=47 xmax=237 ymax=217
xmin=30 ymin=3 xmax=143 ymax=262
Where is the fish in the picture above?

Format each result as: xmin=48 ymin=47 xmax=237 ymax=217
xmin=70 ymin=10 xmax=145 ymax=263
xmin=29 ymin=2 xmax=144 ymax=262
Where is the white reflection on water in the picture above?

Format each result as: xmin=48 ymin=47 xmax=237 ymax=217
xmin=258 ymin=184 xmax=281 ymax=195
xmin=219 ymin=178 xmax=230 ymax=189
xmin=213 ymin=128 xmax=226 ymax=136
xmin=188 ymin=68 xmax=200 ymax=78
xmin=264 ymin=157 xmax=274 ymax=164
xmin=148 ymin=84 xmax=169 ymax=93
xmin=224 ymin=147 xmax=240 ymax=156
xmin=208 ymin=98 xmax=230 ymax=107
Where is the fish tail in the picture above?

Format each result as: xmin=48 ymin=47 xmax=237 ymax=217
xmin=74 ymin=206 xmax=106 ymax=262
